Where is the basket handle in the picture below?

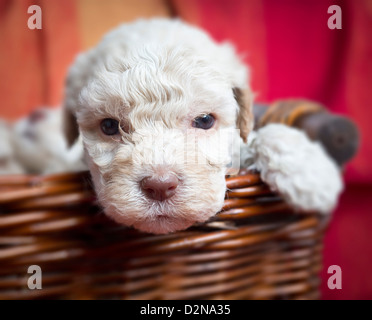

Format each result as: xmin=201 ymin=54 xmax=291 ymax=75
xmin=253 ymin=99 xmax=360 ymax=166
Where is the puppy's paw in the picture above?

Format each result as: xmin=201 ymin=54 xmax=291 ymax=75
xmin=242 ymin=124 xmax=344 ymax=214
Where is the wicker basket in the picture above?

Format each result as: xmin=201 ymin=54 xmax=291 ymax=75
xmin=0 ymin=170 xmax=327 ymax=300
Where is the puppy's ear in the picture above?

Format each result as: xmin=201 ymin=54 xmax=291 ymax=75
xmin=233 ymin=87 xmax=254 ymax=143
xmin=63 ymin=106 xmax=79 ymax=147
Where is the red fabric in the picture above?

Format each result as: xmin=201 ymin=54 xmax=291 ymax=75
xmin=0 ymin=0 xmax=80 ymax=120
xmin=321 ymin=184 xmax=372 ymax=299
xmin=171 ymin=0 xmax=372 ymax=299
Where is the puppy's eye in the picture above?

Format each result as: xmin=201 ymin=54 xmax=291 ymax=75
xmin=192 ymin=114 xmax=215 ymax=130
xmin=100 ymin=118 xmax=119 ymax=135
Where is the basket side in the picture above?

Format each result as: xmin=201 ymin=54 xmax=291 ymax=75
xmin=0 ymin=171 xmax=327 ymax=300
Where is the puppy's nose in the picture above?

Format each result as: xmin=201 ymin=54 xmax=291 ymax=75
xmin=141 ymin=175 xmax=179 ymax=201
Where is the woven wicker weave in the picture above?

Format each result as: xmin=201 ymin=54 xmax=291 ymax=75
xmin=0 ymin=170 xmax=327 ymax=300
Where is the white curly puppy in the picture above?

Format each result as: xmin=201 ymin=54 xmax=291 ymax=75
xmin=63 ymin=18 xmax=342 ymax=234
xmin=13 ymin=107 xmax=85 ymax=174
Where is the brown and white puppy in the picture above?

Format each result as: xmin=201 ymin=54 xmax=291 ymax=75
xmin=63 ymin=18 xmax=343 ymax=235
xmin=63 ymin=18 xmax=252 ymax=234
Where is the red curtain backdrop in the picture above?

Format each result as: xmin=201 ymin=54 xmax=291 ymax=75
xmin=0 ymin=0 xmax=80 ymax=120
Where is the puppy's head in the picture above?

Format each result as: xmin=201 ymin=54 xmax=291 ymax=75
xmin=64 ymin=42 xmax=253 ymax=234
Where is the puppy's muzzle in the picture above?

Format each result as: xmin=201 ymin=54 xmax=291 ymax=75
xmin=140 ymin=175 xmax=179 ymax=201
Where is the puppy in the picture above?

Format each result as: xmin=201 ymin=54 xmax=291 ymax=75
xmin=13 ymin=107 xmax=86 ymax=174
xmin=63 ymin=18 xmax=342 ymax=234
xmin=0 ymin=120 xmax=24 ymax=175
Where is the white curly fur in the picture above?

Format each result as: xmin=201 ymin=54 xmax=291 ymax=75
xmin=63 ymin=18 xmax=343 ymax=234
xmin=0 ymin=120 xmax=24 ymax=175
xmin=64 ymin=18 xmax=250 ymax=235
xmin=12 ymin=107 xmax=86 ymax=174
xmin=240 ymin=124 xmax=344 ymax=213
